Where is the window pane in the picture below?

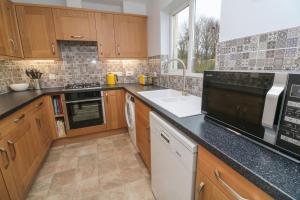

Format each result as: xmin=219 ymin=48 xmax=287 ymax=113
xmin=192 ymin=0 xmax=222 ymax=73
xmin=172 ymin=6 xmax=189 ymax=71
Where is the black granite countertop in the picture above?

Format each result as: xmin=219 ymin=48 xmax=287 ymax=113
xmin=0 ymin=84 xmax=299 ymax=200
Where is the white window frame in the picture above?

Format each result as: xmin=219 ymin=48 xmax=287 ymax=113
xmin=168 ymin=0 xmax=203 ymax=78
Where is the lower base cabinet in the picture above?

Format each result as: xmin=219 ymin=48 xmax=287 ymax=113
xmin=104 ymin=89 xmax=127 ymax=130
xmin=195 ymin=146 xmax=273 ymax=200
xmin=135 ymin=98 xmax=151 ymax=171
xmin=0 ymin=96 xmax=55 ymax=200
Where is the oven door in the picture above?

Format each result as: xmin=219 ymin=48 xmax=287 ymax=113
xmin=65 ymin=98 xmax=105 ymax=129
xmin=202 ymin=71 xmax=276 ymax=139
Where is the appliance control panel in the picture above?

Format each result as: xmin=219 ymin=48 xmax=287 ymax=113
xmin=277 ymin=74 xmax=300 ymax=159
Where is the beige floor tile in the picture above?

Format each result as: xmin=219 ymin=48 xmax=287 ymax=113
xmin=50 ymin=169 xmax=78 ymax=189
xmin=78 ymin=153 xmax=97 ymax=168
xmin=26 ymin=133 xmax=153 ymax=200
xmin=99 ymin=171 xmax=126 ymax=191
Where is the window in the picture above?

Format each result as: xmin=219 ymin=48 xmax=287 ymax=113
xmin=170 ymin=0 xmax=222 ymax=75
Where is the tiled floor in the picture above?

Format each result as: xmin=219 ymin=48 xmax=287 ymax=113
xmin=26 ymin=132 xmax=155 ymax=200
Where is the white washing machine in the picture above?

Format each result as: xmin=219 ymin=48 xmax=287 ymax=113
xmin=125 ymin=93 xmax=137 ymax=147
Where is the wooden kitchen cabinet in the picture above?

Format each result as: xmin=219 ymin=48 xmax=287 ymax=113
xmin=0 ymin=107 xmax=41 ymax=200
xmin=114 ymin=15 xmax=147 ymax=58
xmin=16 ymin=5 xmax=59 ymax=59
xmin=0 ymin=167 xmax=11 ymax=200
xmin=135 ymin=98 xmax=151 ymax=170
xmin=95 ymin=12 xmax=117 ymax=58
xmin=195 ymin=146 xmax=273 ymax=200
xmin=53 ymin=8 xmax=97 ymax=41
xmin=195 ymin=171 xmax=230 ymax=200
xmin=104 ymin=90 xmax=127 ymax=130
xmin=0 ymin=0 xmax=23 ymax=58
xmin=30 ymin=97 xmax=54 ymax=153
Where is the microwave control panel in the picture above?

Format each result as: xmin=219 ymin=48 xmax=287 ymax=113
xmin=277 ymin=74 xmax=300 ymax=158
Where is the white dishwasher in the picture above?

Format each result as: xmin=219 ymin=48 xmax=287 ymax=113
xmin=150 ymin=112 xmax=197 ymax=200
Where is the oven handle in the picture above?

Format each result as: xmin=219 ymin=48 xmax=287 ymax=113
xmin=65 ymin=98 xmax=103 ymax=104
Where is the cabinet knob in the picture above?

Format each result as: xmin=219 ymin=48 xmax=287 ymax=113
xmin=7 ymin=141 xmax=16 ymax=160
xmin=51 ymin=43 xmax=55 ymax=55
xmin=99 ymin=43 xmax=103 ymax=55
xmin=0 ymin=148 xmax=10 ymax=169
xmin=214 ymin=169 xmax=248 ymax=200
xmin=9 ymin=39 xmax=16 ymax=53
xmin=71 ymin=35 xmax=84 ymax=39
xmin=198 ymin=182 xmax=205 ymax=193
xmin=13 ymin=114 xmax=25 ymax=123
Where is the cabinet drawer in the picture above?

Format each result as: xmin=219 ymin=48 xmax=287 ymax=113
xmin=198 ymin=146 xmax=273 ymax=200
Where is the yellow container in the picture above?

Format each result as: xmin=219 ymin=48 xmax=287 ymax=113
xmin=139 ymin=74 xmax=152 ymax=85
xmin=106 ymin=73 xmax=118 ymax=85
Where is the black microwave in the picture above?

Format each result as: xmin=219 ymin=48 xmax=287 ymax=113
xmin=202 ymin=71 xmax=300 ymax=162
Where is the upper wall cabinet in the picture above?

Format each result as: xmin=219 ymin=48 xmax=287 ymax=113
xmin=95 ymin=13 xmax=116 ymax=58
xmin=53 ymin=9 xmax=97 ymax=41
xmin=114 ymin=15 xmax=147 ymax=58
xmin=16 ymin=6 xmax=59 ymax=59
xmin=0 ymin=0 xmax=23 ymax=58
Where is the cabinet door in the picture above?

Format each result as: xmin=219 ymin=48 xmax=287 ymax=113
xmin=16 ymin=5 xmax=59 ymax=59
xmin=195 ymin=171 xmax=230 ymax=200
xmin=53 ymin=8 xmax=96 ymax=41
xmin=31 ymin=98 xmax=53 ymax=153
xmin=95 ymin=12 xmax=116 ymax=58
xmin=114 ymin=15 xmax=147 ymax=58
xmin=0 ymin=145 xmax=12 ymax=200
xmin=0 ymin=0 xmax=23 ymax=58
xmin=3 ymin=113 xmax=40 ymax=199
xmin=105 ymin=90 xmax=127 ymax=130
xmin=135 ymin=98 xmax=151 ymax=170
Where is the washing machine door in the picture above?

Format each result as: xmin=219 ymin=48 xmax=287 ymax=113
xmin=125 ymin=97 xmax=135 ymax=130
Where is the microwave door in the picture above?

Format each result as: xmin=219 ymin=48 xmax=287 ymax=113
xmin=202 ymin=71 xmax=275 ymax=140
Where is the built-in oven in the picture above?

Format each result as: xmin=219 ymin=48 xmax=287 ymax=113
xmin=64 ymin=91 xmax=105 ymax=130
xmin=202 ymin=71 xmax=300 ymax=162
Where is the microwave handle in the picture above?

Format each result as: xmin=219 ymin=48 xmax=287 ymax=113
xmin=262 ymin=73 xmax=288 ymax=129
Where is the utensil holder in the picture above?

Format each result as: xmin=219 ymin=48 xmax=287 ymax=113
xmin=32 ymin=79 xmax=41 ymax=90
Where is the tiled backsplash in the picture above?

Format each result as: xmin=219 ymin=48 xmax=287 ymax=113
xmin=0 ymin=41 xmax=148 ymax=94
xmin=1 ymin=26 xmax=300 ymax=96
xmin=216 ymin=26 xmax=300 ymax=71
xmin=148 ymin=55 xmax=203 ymax=97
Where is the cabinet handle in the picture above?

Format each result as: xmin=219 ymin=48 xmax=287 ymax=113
xmin=36 ymin=118 xmax=41 ymax=130
xmin=99 ymin=43 xmax=103 ymax=55
xmin=35 ymin=102 xmax=44 ymax=108
xmin=7 ymin=141 xmax=16 ymax=160
xmin=117 ymin=45 xmax=120 ymax=55
xmin=214 ymin=169 xmax=248 ymax=200
xmin=13 ymin=114 xmax=25 ymax=123
xmin=0 ymin=148 xmax=9 ymax=169
xmin=71 ymin=35 xmax=84 ymax=39
xmin=9 ymin=39 xmax=16 ymax=53
xmin=197 ymin=182 xmax=205 ymax=199
xmin=51 ymin=43 xmax=55 ymax=55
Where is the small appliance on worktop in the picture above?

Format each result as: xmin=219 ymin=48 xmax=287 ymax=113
xmin=106 ymin=73 xmax=118 ymax=85
xmin=202 ymin=71 xmax=300 ymax=162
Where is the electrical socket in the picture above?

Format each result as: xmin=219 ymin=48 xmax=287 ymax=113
xmin=49 ymin=74 xmax=56 ymax=80
xmin=110 ymin=72 xmax=123 ymax=76
xmin=126 ymin=71 xmax=134 ymax=76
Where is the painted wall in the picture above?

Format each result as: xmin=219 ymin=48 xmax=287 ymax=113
xmin=123 ymin=0 xmax=147 ymax=15
xmin=11 ymin=0 xmax=146 ymax=14
xmin=219 ymin=0 xmax=300 ymax=41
